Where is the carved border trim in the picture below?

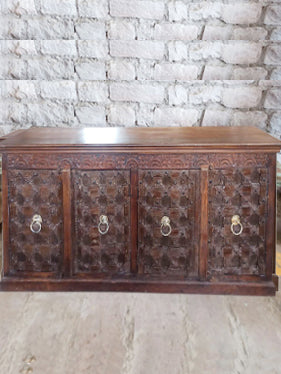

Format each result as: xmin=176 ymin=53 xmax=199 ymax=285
xmin=7 ymin=153 xmax=269 ymax=170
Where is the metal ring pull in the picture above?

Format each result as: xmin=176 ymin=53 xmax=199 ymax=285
xmin=161 ymin=216 xmax=172 ymax=237
xmin=98 ymin=215 xmax=109 ymax=235
xmin=30 ymin=214 xmax=42 ymax=234
xmin=231 ymin=215 xmax=243 ymax=236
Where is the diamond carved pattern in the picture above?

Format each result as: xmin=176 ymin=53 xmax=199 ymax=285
xmin=138 ymin=170 xmax=199 ymax=278
xmin=8 ymin=170 xmax=63 ymax=274
xmin=73 ymin=170 xmax=130 ymax=275
xmin=208 ymin=167 xmax=268 ymax=277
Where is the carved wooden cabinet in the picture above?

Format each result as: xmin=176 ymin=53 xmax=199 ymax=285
xmin=0 ymin=127 xmax=280 ymax=295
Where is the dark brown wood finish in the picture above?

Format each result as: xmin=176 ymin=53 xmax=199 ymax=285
xmin=1 ymin=126 xmax=280 ymax=150
xmin=199 ymin=166 xmax=208 ymax=280
xmin=6 ymin=169 xmax=64 ymax=275
xmin=138 ymin=170 xmax=199 ymax=279
xmin=130 ymin=169 xmax=138 ymax=274
xmin=0 ymin=127 xmax=280 ymax=295
xmin=2 ymin=154 xmax=9 ymax=276
xmin=266 ymin=154 xmax=277 ymax=280
xmin=208 ymin=166 xmax=268 ymax=279
xmin=62 ymin=167 xmax=72 ymax=277
xmin=72 ymin=170 xmax=131 ymax=276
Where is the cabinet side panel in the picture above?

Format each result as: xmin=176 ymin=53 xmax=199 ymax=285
xmin=266 ymin=154 xmax=276 ymax=280
xmin=2 ymin=154 xmax=9 ymax=276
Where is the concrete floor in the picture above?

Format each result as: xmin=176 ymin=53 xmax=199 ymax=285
xmin=0 ymin=281 xmax=281 ymax=374
xmin=0 ymin=246 xmax=281 ymax=374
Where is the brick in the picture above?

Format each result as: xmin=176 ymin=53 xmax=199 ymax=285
xmin=2 ymin=81 xmax=37 ymax=100
xmin=75 ymin=105 xmax=106 ymax=125
xmin=232 ymin=67 xmax=268 ymax=80
xmin=75 ymin=61 xmax=106 ymax=80
xmin=168 ymin=41 xmax=187 ymax=62
xmin=27 ymin=57 xmax=74 ymax=79
xmin=110 ymin=0 xmax=164 ymax=20
xmin=168 ymin=1 xmax=188 ymax=21
xmin=136 ymin=104 xmax=154 ymax=126
xmin=222 ymin=43 xmax=262 ymax=65
xmin=270 ymin=68 xmax=281 ymax=80
xmin=0 ymin=16 xmax=26 ymax=39
xmin=154 ymin=64 xmax=198 ymax=81
xmin=40 ymin=81 xmax=77 ymax=101
xmin=264 ymin=45 xmax=281 ymax=65
xmin=154 ymin=24 xmax=198 ymax=41
xmin=190 ymin=86 xmax=222 ymax=106
xmin=110 ymin=83 xmax=165 ymax=104
xmin=264 ymin=5 xmax=281 ymax=25
xmin=75 ymin=21 xmax=106 ymax=40
xmin=222 ymin=4 xmax=262 ymax=25
xmin=136 ymin=60 xmax=154 ymax=80
xmin=203 ymin=66 xmax=232 ymax=80
xmin=168 ymin=86 xmax=188 ymax=106
xmin=27 ymin=102 xmax=74 ymax=125
xmin=78 ymin=82 xmax=108 ymax=103
xmin=78 ymin=0 xmax=108 ymax=18
xmin=1 ymin=0 xmax=37 ymax=15
xmin=110 ymin=41 xmax=164 ymax=60
xmin=222 ymin=87 xmax=262 ymax=109
xmin=189 ymin=42 xmax=222 ymax=62
xmin=232 ymin=27 xmax=268 ymax=41
xmin=109 ymin=20 xmax=135 ymax=39
xmin=1 ymin=40 xmax=37 ymax=56
xmin=264 ymin=89 xmax=281 ymax=109
xmin=41 ymin=0 xmax=76 ymax=16
xmin=203 ymin=26 xmax=232 ymax=41
xmin=233 ymin=111 xmax=267 ymax=129
xmin=270 ymin=112 xmax=281 ymax=138
xmin=78 ymin=40 xmax=108 ymax=58
xmin=41 ymin=40 xmax=77 ymax=57
xmin=190 ymin=3 xmax=222 ymax=22
xmin=0 ymin=102 xmax=27 ymax=123
xmin=137 ymin=20 xmax=154 ymax=40
xmin=108 ymin=104 xmax=136 ymax=126
xmin=154 ymin=108 xmax=199 ymax=126
xmin=270 ymin=27 xmax=281 ymax=41
xmin=202 ymin=110 xmax=232 ymax=127
xmin=108 ymin=60 xmax=135 ymax=80
xmin=27 ymin=18 xmax=74 ymax=39
xmin=0 ymin=57 xmax=27 ymax=79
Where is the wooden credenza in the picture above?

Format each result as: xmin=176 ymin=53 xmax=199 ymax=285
xmin=0 ymin=127 xmax=280 ymax=295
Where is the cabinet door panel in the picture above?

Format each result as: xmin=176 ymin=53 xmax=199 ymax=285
xmin=8 ymin=170 xmax=63 ymax=275
xmin=208 ymin=167 xmax=267 ymax=278
xmin=73 ymin=170 xmax=130 ymax=276
xmin=138 ymin=170 xmax=200 ymax=279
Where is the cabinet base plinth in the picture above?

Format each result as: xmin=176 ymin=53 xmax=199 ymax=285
xmin=0 ymin=277 xmax=277 ymax=296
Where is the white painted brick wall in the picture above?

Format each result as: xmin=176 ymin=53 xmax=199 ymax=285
xmin=110 ymin=0 xmax=165 ymax=20
xmin=0 ymin=0 xmax=280 ymax=145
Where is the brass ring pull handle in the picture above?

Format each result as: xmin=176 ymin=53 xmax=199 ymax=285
xmin=231 ymin=215 xmax=243 ymax=236
xmin=161 ymin=216 xmax=172 ymax=237
xmin=30 ymin=214 xmax=42 ymax=234
xmin=98 ymin=215 xmax=109 ymax=235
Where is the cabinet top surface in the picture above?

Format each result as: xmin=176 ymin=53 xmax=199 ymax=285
xmin=1 ymin=126 xmax=281 ymax=151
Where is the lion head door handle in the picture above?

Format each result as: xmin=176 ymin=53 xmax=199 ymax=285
xmin=231 ymin=215 xmax=243 ymax=236
xmin=30 ymin=214 xmax=42 ymax=234
xmin=160 ymin=216 xmax=172 ymax=237
xmin=98 ymin=215 xmax=109 ymax=235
